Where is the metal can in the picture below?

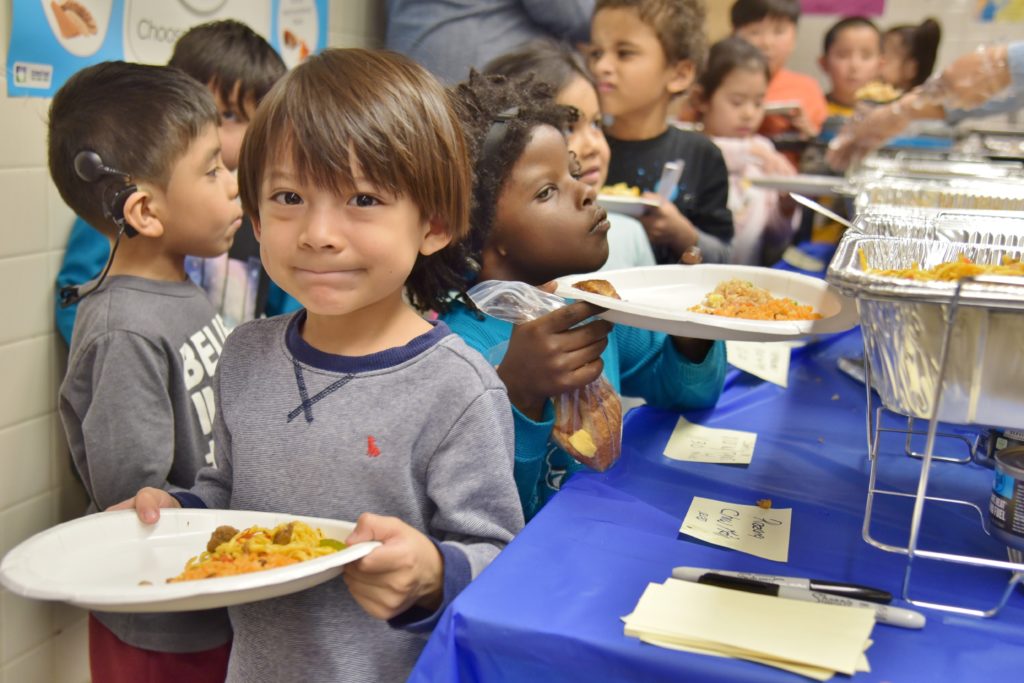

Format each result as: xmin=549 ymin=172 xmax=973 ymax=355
xmin=990 ymin=446 xmax=1024 ymax=551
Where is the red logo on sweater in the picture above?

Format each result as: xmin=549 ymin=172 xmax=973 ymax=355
xmin=367 ymin=436 xmax=381 ymax=457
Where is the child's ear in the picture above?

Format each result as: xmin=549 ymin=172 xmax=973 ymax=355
xmin=250 ymin=215 xmax=262 ymax=241
xmin=817 ymin=55 xmax=827 ymax=74
xmin=419 ymin=215 xmax=453 ymax=256
xmin=667 ymin=59 xmax=696 ymax=97
xmin=121 ymin=189 xmax=164 ymax=238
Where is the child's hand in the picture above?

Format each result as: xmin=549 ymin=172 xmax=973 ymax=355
xmin=342 ymin=513 xmax=444 ymax=620
xmin=788 ymin=108 xmax=817 ymax=138
xmin=639 ymin=193 xmax=698 ymax=256
xmin=752 ymin=146 xmax=797 ymax=177
xmin=107 ymin=487 xmax=181 ymax=524
xmin=498 ymin=301 xmax=612 ymax=421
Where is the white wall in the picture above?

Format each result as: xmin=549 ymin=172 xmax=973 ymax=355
xmin=789 ymin=0 xmax=1024 ymax=94
xmin=0 ymin=2 xmax=383 ymax=681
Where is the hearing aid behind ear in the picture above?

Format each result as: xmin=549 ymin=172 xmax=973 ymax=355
xmin=60 ymin=151 xmax=140 ymax=307
xmin=73 ymin=150 xmax=138 ymax=237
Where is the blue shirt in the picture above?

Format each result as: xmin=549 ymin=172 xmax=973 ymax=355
xmin=385 ymin=0 xmax=594 ymax=83
xmin=442 ymin=299 xmax=726 ymax=519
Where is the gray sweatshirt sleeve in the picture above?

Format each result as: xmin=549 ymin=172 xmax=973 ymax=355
xmin=64 ymin=331 xmax=177 ymax=510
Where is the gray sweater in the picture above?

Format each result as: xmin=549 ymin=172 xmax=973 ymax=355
xmin=59 ymin=275 xmax=232 ymax=652
xmin=189 ymin=312 xmax=524 ymax=682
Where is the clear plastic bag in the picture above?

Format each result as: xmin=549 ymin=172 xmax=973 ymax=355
xmin=468 ymin=280 xmax=622 ymax=471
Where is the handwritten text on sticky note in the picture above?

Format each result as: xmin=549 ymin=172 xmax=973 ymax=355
xmin=726 ymin=340 xmax=792 ymax=387
xmin=680 ymin=496 xmax=791 ymax=562
xmin=664 ymin=417 xmax=757 ymax=465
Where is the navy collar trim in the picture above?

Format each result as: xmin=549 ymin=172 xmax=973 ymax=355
xmin=285 ymin=311 xmax=451 ymax=373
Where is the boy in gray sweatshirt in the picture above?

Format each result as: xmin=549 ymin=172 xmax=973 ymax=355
xmin=116 ymin=48 xmax=525 ymax=683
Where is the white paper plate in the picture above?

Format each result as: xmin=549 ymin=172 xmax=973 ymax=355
xmin=749 ymin=174 xmax=847 ymax=197
xmin=555 ymin=265 xmax=858 ymax=342
xmin=0 ymin=509 xmax=380 ymax=613
xmin=597 ymin=194 xmax=661 ymax=217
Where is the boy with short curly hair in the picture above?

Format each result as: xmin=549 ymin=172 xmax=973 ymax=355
xmin=590 ymin=0 xmax=735 ymax=263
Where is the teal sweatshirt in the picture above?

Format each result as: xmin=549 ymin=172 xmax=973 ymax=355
xmin=442 ymin=300 xmax=726 ymax=520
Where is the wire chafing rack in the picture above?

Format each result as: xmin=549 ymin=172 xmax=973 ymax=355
xmin=829 ymin=229 xmax=1024 ymax=617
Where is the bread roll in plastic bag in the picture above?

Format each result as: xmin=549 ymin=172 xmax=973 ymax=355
xmin=467 ymin=280 xmax=622 ymax=471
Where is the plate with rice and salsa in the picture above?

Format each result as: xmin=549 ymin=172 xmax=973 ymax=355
xmin=554 ymin=264 xmax=858 ymax=341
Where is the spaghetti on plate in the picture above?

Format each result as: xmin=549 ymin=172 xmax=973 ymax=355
xmin=168 ymin=521 xmax=346 ymax=582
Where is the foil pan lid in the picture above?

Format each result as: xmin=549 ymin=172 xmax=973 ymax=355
xmin=826 ymin=235 xmax=1024 ymax=310
xmin=849 ymin=208 xmax=1024 ymax=244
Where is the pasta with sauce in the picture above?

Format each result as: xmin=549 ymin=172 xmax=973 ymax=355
xmin=860 ymin=250 xmax=1024 ymax=281
xmin=168 ymin=520 xmax=346 ymax=582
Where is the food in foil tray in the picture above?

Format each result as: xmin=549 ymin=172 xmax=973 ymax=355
xmin=600 ymin=182 xmax=641 ymax=197
xmin=855 ymin=81 xmax=901 ymax=104
xmin=859 ymin=251 xmax=1024 ymax=281
xmin=689 ymin=279 xmax=822 ymax=321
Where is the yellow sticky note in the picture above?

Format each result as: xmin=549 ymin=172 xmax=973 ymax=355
xmin=679 ymin=496 xmax=791 ymax=562
xmin=624 ymin=580 xmax=874 ymax=677
xmin=664 ymin=417 xmax=757 ymax=465
xmin=726 ymin=340 xmax=792 ymax=387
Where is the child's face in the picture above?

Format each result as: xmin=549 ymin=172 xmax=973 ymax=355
xmin=150 ymin=124 xmax=243 ymax=258
xmin=588 ymin=8 xmax=693 ymax=121
xmin=819 ymin=26 xmax=881 ymax=105
xmin=700 ymin=67 xmax=767 ymax=139
xmin=254 ymin=151 xmax=449 ymax=317
xmin=734 ymin=17 xmax=797 ymax=76
xmin=880 ymin=34 xmax=913 ymax=90
xmin=489 ymin=125 xmax=609 ymax=284
xmin=557 ymin=75 xmax=611 ymax=190
xmin=210 ymin=81 xmax=257 ymax=172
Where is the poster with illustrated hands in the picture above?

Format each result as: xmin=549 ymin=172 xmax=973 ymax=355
xmin=8 ymin=0 xmax=327 ymax=97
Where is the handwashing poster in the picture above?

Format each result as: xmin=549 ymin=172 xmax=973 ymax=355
xmin=8 ymin=0 xmax=328 ymax=97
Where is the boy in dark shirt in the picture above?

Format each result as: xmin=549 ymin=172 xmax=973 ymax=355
xmin=589 ymin=0 xmax=734 ymax=263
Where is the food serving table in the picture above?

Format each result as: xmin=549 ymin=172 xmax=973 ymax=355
xmin=409 ymin=326 xmax=1024 ymax=682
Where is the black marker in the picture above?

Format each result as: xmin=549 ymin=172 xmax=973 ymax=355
xmin=671 ymin=566 xmax=893 ymax=604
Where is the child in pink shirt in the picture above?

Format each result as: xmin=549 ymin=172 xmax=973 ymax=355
xmin=692 ymin=37 xmax=800 ymax=265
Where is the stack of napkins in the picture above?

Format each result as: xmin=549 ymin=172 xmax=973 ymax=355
xmin=623 ymin=579 xmax=875 ymax=681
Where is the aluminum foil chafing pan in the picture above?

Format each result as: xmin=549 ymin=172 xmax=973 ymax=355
xmin=828 ymin=236 xmax=1024 ymax=429
xmin=854 ymin=178 xmax=1024 ymax=215
xmin=850 ymin=208 xmax=1024 ymax=244
xmin=851 ymin=156 xmax=1024 ymax=184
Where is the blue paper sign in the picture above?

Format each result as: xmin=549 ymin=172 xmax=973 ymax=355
xmin=8 ymin=0 xmax=328 ymax=97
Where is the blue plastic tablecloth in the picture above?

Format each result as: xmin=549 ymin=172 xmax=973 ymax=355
xmin=410 ymin=329 xmax=1024 ymax=682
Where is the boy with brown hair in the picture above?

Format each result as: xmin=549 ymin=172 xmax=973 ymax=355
xmin=114 ymin=48 xmax=524 ymax=683
xmin=56 ymin=20 xmax=297 ymax=341
xmin=590 ymin=0 xmax=735 ymax=264
xmin=731 ymin=0 xmax=828 ymax=140
xmin=49 ymin=61 xmax=242 ymax=682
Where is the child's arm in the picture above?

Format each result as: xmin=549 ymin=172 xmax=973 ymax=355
xmin=496 ymin=301 xmax=612 ymax=421
xmin=69 ymin=332 xmax=189 ymax=510
xmin=618 ymin=326 xmax=727 ymax=413
xmin=108 ymin=486 xmax=182 ymax=522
